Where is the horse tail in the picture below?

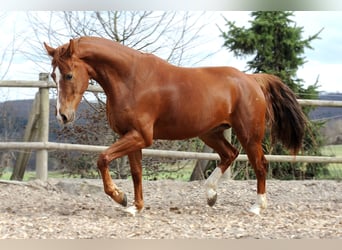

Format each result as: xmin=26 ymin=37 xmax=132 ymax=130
xmin=253 ymin=73 xmax=306 ymax=154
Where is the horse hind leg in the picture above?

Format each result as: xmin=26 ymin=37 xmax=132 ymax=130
xmin=231 ymin=103 xmax=268 ymax=215
xmin=240 ymin=140 xmax=268 ymax=215
xmin=200 ymin=130 xmax=239 ymax=207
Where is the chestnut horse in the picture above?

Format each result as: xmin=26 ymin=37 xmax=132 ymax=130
xmin=44 ymin=36 xmax=306 ymax=216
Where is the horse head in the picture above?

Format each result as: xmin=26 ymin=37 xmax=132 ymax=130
xmin=44 ymin=39 xmax=90 ymax=124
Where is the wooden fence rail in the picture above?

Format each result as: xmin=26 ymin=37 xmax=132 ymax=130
xmin=1 ymin=80 xmax=342 ymax=181
xmin=1 ymin=141 xmax=342 ymax=163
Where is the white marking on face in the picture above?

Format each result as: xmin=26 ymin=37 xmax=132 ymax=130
xmin=54 ymin=66 xmax=63 ymax=122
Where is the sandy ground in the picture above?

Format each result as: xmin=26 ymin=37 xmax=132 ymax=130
xmin=0 ymin=178 xmax=341 ymax=239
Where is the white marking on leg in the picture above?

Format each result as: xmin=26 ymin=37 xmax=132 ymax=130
xmin=125 ymin=206 xmax=138 ymax=216
xmin=125 ymin=205 xmax=144 ymax=217
xmin=204 ymin=167 xmax=222 ymax=202
xmin=249 ymin=193 xmax=267 ymax=215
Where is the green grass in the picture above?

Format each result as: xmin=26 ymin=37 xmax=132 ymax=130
xmin=0 ymin=170 xmax=77 ymax=181
xmin=0 ymin=171 xmax=34 ymax=181
xmin=320 ymin=145 xmax=342 ymax=180
xmin=141 ymin=160 xmax=195 ymax=181
xmin=322 ymin=144 xmax=342 ymax=156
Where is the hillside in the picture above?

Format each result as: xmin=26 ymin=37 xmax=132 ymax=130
xmin=309 ymin=92 xmax=342 ymax=121
xmin=0 ymin=99 xmax=101 ymax=171
xmin=0 ymin=99 xmax=96 ymax=142
xmin=308 ymin=93 xmax=342 ymax=145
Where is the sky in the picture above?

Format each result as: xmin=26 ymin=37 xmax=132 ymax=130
xmin=0 ymin=11 xmax=342 ymax=101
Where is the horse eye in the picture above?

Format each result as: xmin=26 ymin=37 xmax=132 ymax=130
xmin=65 ymin=73 xmax=73 ymax=81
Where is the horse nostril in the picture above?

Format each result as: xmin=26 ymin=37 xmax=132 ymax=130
xmin=60 ymin=113 xmax=68 ymax=124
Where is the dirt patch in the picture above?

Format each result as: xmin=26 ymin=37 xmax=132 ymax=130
xmin=0 ymin=179 xmax=341 ymax=239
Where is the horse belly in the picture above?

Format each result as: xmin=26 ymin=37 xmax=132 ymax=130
xmin=153 ymin=106 xmax=229 ymax=140
xmin=153 ymin=124 xmax=204 ymax=140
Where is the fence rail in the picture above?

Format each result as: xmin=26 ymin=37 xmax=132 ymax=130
xmin=1 ymin=80 xmax=342 ymax=181
xmin=1 ymin=142 xmax=342 ymax=164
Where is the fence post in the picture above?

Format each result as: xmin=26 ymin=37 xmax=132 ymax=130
xmin=35 ymin=86 xmax=49 ymax=181
xmin=10 ymin=92 xmax=40 ymax=180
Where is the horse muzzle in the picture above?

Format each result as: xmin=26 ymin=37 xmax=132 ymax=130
xmin=57 ymin=108 xmax=75 ymax=125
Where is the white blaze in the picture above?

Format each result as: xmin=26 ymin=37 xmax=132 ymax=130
xmin=54 ymin=67 xmax=63 ymax=122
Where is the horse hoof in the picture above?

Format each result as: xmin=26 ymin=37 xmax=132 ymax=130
xmin=121 ymin=193 xmax=128 ymax=207
xmin=206 ymin=188 xmax=217 ymax=207
xmin=207 ymin=193 xmax=217 ymax=207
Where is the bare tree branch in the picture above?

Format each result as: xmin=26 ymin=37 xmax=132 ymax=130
xmin=0 ymin=13 xmax=18 ymax=80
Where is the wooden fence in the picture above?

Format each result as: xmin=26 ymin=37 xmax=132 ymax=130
xmin=1 ymin=79 xmax=342 ymax=181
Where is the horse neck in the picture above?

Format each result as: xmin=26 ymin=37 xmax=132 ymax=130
xmin=78 ymin=38 xmax=138 ymax=97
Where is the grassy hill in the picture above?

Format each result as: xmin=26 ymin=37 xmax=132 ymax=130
xmin=309 ymin=92 xmax=342 ymax=120
xmin=309 ymin=93 xmax=342 ymax=145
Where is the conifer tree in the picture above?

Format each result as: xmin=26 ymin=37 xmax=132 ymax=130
xmin=221 ymin=11 xmax=326 ymax=179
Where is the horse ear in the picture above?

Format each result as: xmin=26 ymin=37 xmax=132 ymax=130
xmin=44 ymin=42 xmax=55 ymax=57
xmin=66 ymin=39 xmax=75 ymax=57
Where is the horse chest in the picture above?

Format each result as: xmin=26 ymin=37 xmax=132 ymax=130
xmin=106 ymin=106 xmax=135 ymax=135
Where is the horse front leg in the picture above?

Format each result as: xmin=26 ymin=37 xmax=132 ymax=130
xmin=97 ymin=130 xmax=151 ymax=215
xmin=200 ymin=131 xmax=239 ymax=207
xmin=125 ymin=150 xmax=144 ymax=216
xmin=97 ymin=155 xmax=127 ymax=207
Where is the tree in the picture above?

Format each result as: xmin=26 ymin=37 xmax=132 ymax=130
xmin=0 ymin=12 xmax=22 ymax=81
xmin=25 ymin=11 xmax=215 ymax=178
xmin=220 ymin=11 xmax=326 ymax=179
xmin=0 ymin=13 xmax=13 ymax=80
xmin=0 ymin=12 xmax=27 ymax=177
xmin=26 ymin=11 xmax=215 ymax=68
